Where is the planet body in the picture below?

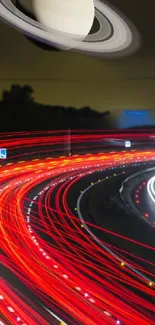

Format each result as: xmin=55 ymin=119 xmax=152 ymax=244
xmin=33 ymin=0 xmax=95 ymax=38
xmin=0 ymin=0 xmax=139 ymax=56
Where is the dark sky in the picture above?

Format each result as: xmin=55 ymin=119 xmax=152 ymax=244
xmin=109 ymin=0 xmax=155 ymax=56
xmin=0 ymin=0 xmax=155 ymax=112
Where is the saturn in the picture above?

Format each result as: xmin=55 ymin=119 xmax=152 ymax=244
xmin=0 ymin=0 xmax=140 ymax=56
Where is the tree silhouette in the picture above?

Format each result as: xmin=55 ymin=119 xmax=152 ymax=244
xmin=0 ymin=84 xmax=111 ymax=132
xmin=2 ymin=85 xmax=34 ymax=104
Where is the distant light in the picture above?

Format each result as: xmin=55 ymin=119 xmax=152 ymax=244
xmin=116 ymin=321 xmax=121 ymax=325
xmin=120 ymin=261 xmax=125 ymax=267
xmin=148 ymin=281 xmax=153 ymax=287
xmin=7 ymin=307 xmax=14 ymax=312
xmin=125 ymin=141 xmax=131 ymax=148
xmin=75 ymin=286 xmax=81 ymax=291
xmin=125 ymin=110 xmax=148 ymax=115
xmin=104 ymin=311 xmax=111 ymax=317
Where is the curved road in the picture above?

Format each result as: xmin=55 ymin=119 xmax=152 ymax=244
xmin=0 ymin=131 xmax=155 ymax=325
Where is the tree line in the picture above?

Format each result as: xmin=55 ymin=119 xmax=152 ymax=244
xmin=0 ymin=85 xmax=111 ymax=131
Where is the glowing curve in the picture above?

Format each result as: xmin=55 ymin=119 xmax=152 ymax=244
xmin=0 ymin=131 xmax=155 ymax=325
xmin=77 ymin=177 xmax=152 ymax=283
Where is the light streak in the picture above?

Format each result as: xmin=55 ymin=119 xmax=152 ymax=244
xmin=0 ymin=131 xmax=154 ymax=324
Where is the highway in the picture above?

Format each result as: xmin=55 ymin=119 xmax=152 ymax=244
xmin=0 ymin=131 xmax=155 ymax=325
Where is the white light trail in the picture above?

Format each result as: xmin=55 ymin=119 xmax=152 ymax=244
xmin=147 ymin=176 xmax=155 ymax=204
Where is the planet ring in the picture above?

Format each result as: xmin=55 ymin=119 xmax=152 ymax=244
xmin=0 ymin=0 xmax=140 ymax=56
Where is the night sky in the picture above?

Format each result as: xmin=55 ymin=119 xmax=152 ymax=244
xmin=1 ymin=0 xmax=155 ymax=111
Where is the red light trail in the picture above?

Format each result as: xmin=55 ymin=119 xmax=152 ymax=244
xmin=0 ymin=131 xmax=154 ymax=324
